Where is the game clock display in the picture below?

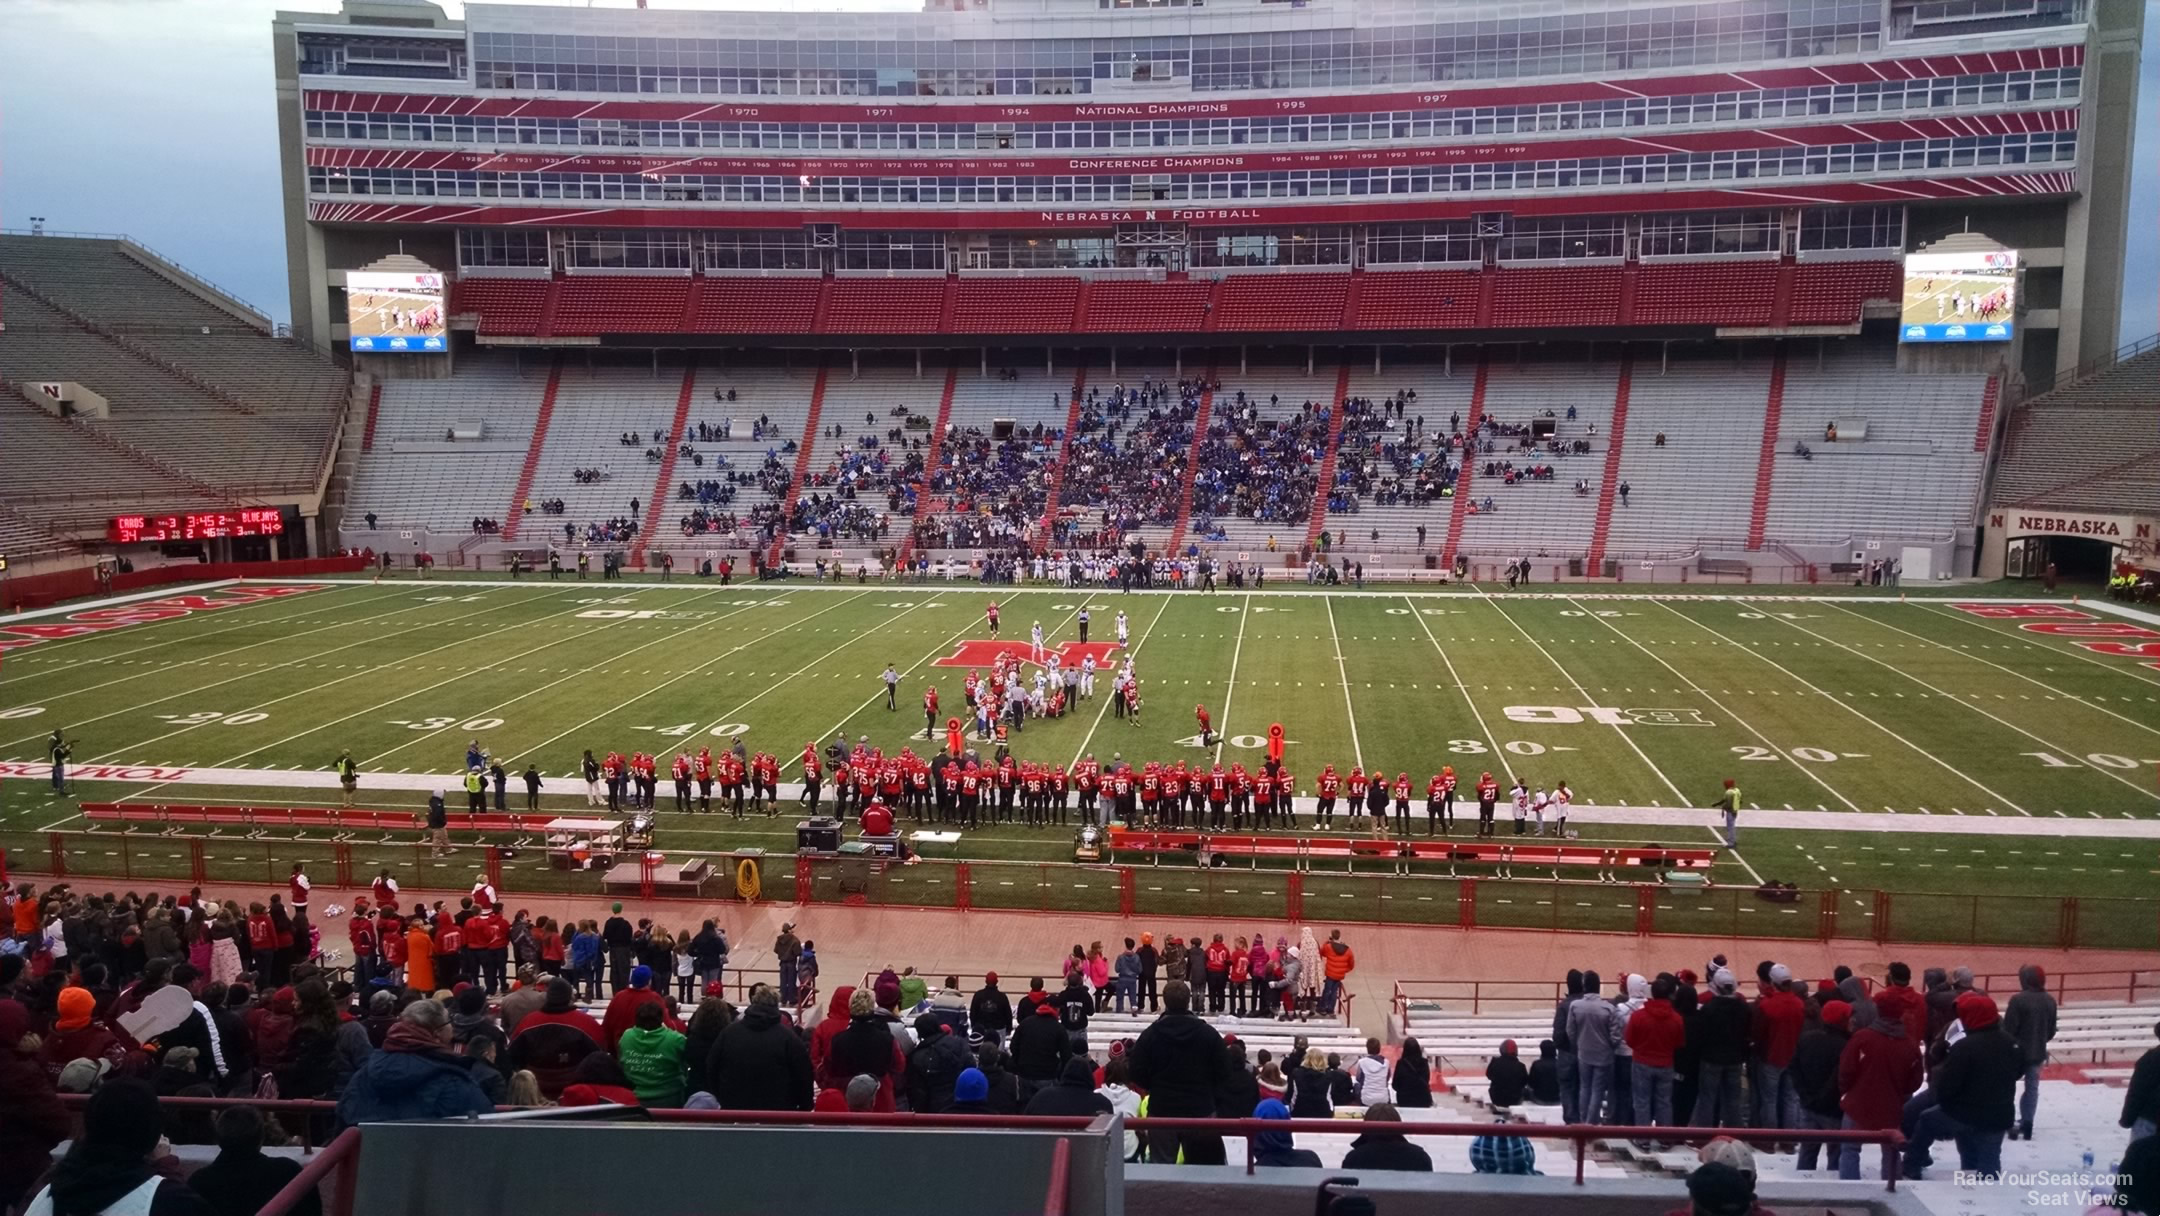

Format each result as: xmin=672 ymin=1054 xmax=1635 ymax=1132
xmin=107 ymin=509 xmax=286 ymax=543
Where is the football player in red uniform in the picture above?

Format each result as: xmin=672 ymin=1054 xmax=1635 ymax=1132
xmin=1392 ymin=772 xmax=1413 ymax=835
xmin=1207 ymin=763 xmax=1230 ymax=830
xmin=1475 ymin=771 xmax=1500 ymax=836
xmin=1316 ymin=764 xmax=1341 ymax=828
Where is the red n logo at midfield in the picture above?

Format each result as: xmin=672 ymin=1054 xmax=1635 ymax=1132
xmin=932 ymin=639 xmax=1122 ymax=671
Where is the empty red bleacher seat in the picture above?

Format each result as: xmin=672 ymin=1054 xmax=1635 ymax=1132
xmin=950 ymin=277 xmax=1081 ymax=334
xmin=450 ymin=277 xmax=549 ymax=337
xmin=1788 ymin=261 xmax=1900 ymax=326
xmin=1634 ymin=261 xmax=1779 ymax=327
xmin=1078 ymin=280 xmax=1212 ymax=333
xmin=1211 ymin=272 xmax=1350 ymax=331
xmin=1355 ymin=269 xmax=1481 ymax=331
xmin=822 ymin=277 xmax=947 ymax=335
xmin=693 ymin=276 xmax=820 ymax=335
xmin=549 ymin=277 xmax=690 ymax=336
xmin=1493 ymin=265 xmax=1623 ymax=328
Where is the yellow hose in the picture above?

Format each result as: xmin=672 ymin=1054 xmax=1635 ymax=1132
xmin=735 ymin=857 xmax=762 ymax=902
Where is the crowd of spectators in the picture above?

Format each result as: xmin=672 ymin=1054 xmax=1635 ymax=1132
xmin=1511 ymin=954 xmax=2110 ymax=1187
xmin=919 ymin=422 xmax=1064 ymax=550
xmin=1188 ymin=390 xmax=1332 ymax=539
xmin=469 ymin=517 xmax=502 ymax=536
xmin=1331 ymin=396 xmax=1600 ymax=517
xmin=1057 ymin=377 xmax=1208 ymax=534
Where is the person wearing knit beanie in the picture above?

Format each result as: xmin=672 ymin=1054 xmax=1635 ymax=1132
xmin=1903 ymin=989 xmax=2019 ymax=1181
xmin=948 ymin=1066 xmax=993 ymax=1114
xmin=55 ymin=987 xmax=95 ymax=1032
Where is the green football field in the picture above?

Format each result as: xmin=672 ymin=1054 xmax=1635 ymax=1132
xmin=3 ymin=575 xmax=2158 ymax=943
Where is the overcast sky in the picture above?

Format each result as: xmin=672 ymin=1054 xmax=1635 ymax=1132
xmin=0 ymin=0 xmax=915 ymax=324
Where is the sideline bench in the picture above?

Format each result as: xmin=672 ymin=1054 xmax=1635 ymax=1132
xmin=80 ymin=802 xmax=539 ymax=837
xmin=1105 ymin=826 xmax=1717 ymax=880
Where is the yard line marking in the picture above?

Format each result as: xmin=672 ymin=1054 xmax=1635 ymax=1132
xmin=1214 ymin=594 xmax=1253 ymax=765
xmin=1324 ymin=595 xmax=1364 ymax=768
xmin=1402 ymin=595 xmax=1509 ymax=768
xmin=75 ymin=593 xmax=557 ymax=762
xmin=1915 ymin=601 xmax=2160 ymax=691
xmin=1652 ymin=602 xmax=2030 ymax=815
xmin=0 ymin=585 xmax=410 ymax=693
xmin=1833 ymin=603 xmax=2160 ymax=739
xmin=508 ymin=592 xmax=884 ymax=763
xmin=1772 ymin=613 xmax=2160 ymax=805
xmin=117 ymin=588 xmax=751 ymax=792
xmin=1479 ymin=591 xmax=1692 ymax=806
xmin=1 ymin=590 xmax=500 ymax=752
xmin=1068 ymin=596 xmax=1172 ymax=767
xmin=1564 ymin=596 xmax=1866 ymax=815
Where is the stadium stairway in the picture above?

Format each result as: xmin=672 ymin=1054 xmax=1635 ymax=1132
xmin=1038 ymin=363 xmax=1089 ymax=537
xmin=1438 ymin=354 xmax=1491 ymax=570
xmin=767 ymin=365 xmax=831 ymax=567
xmin=1974 ymin=373 xmax=2000 ymax=452
xmin=1163 ymin=362 xmax=1218 ymax=554
xmin=629 ymin=357 xmax=700 ymax=568
xmin=500 ymin=356 xmax=563 ymax=542
xmin=1582 ymin=353 xmax=1634 ymax=571
xmin=359 ymin=382 xmax=381 ymax=453
xmin=1301 ymin=363 xmax=1354 ymax=550
xmin=900 ymin=362 xmax=962 ymax=559
xmin=1745 ymin=346 xmax=1788 ymax=550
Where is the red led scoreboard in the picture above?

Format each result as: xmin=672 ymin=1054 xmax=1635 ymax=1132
xmin=107 ymin=509 xmax=286 ymax=544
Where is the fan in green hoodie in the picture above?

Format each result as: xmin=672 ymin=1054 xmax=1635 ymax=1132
xmin=616 ymin=1002 xmax=688 ymax=1108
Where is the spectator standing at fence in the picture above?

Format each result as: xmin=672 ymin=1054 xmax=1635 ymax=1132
xmin=1568 ymin=970 xmax=1618 ymax=1124
xmin=1790 ymin=999 xmax=1853 ymax=1171
xmin=2003 ymin=964 xmax=2057 ymax=1141
xmin=599 ymin=906 xmax=634 ymax=993
xmin=1129 ymin=979 xmax=1230 ymax=1165
xmin=1837 ymin=985 xmax=1923 ymax=1181
xmin=774 ymin=923 xmax=803 ymax=1005
xmin=1691 ymin=969 xmax=1751 ymax=1129
xmin=1754 ymin=964 xmax=1806 ymax=1137
xmin=1626 ymin=975 xmax=1686 ymax=1143
xmin=1317 ymin=929 xmax=1355 ymax=1017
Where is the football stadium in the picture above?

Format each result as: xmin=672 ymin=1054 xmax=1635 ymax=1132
xmin=2 ymin=0 xmax=2159 ymax=1213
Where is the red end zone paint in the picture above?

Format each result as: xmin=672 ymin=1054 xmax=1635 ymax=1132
xmin=933 ymin=639 xmax=1123 ymax=672
xmin=0 ymin=585 xmax=326 ymax=656
xmin=1947 ymin=602 xmax=2160 ymax=674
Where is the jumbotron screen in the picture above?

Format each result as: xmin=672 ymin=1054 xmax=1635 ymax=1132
xmin=346 ymin=270 xmax=447 ymax=353
xmin=1899 ymin=250 xmax=2017 ymax=343
xmin=107 ymin=509 xmax=287 ymax=544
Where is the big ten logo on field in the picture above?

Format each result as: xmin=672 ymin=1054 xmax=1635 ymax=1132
xmin=1502 ymin=706 xmax=1713 ymax=727
xmin=1950 ymin=603 xmax=2160 ymax=670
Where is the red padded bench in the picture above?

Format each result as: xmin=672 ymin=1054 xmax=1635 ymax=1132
xmin=1106 ymin=826 xmax=1715 ymax=878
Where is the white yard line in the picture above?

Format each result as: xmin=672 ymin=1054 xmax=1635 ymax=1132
xmin=1324 ymin=595 xmax=1364 ymax=768
xmin=1403 ymin=595 xmax=1508 ymax=762
xmin=74 ymin=593 xmax=540 ymax=762
xmin=1 ymin=590 xmax=495 ymax=752
xmin=1771 ymin=613 xmax=2160 ymax=804
xmin=1068 ymin=596 xmax=1172 ymax=767
xmin=1651 ymin=601 xmax=2032 ymax=815
xmin=111 ymin=589 xmax=749 ymax=791
xmin=360 ymin=586 xmax=753 ymax=766
xmin=0 ymin=585 xmax=405 ymax=692
xmin=1836 ymin=603 xmax=2160 ymax=736
xmin=1565 ymin=596 xmax=1867 ymax=814
xmin=1213 ymin=594 xmax=1253 ymax=765
xmin=1913 ymin=601 xmax=2160 ymax=692
xmin=1478 ymin=592 xmax=1692 ymax=806
xmin=667 ymin=591 xmax=912 ymax=744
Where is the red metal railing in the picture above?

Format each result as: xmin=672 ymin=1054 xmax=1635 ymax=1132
xmin=855 ymin=969 xmax=1356 ymax=1027
xmin=260 ymin=1127 xmax=361 ymax=1216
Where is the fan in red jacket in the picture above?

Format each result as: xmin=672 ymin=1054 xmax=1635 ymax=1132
xmin=508 ymin=977 xmax=607 ymax=1099
xmin=599 ymin=966 xmax=668 ymax=1052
